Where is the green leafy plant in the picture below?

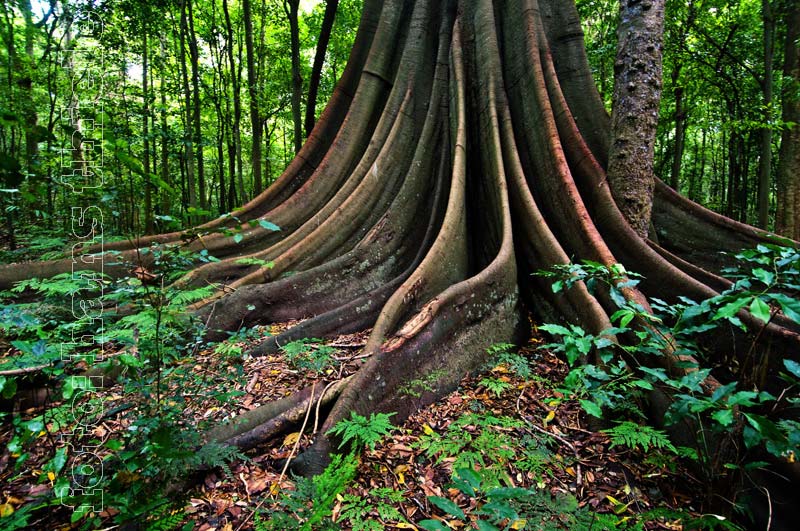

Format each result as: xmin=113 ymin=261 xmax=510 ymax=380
xmin=536 ymin=246 xmax=800 ymax=513
xmin=419 ymin=466 xmax=641 ymax=531
xmin=281 ymin=338 xmax=338 ymax=375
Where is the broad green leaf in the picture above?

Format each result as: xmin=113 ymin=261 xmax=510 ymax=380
xmin=769 ymin=294 xmax=800 ymax=324
xmin=538 ymin=324 xmax=571 ymax=337
xmin=428 ymin=496 xmax=465 ymax=519
xmin=713 ymin=297 xmax=749 ymax=321
xmin=418 ymin=519 xmax=451 ymax=531
xmin=579 ymin=399 xmax=603 ymax=418
xmin=751 ymin=268 xmax=775 ymax=286
xmin=784 ymin=359 xmax=800 ymax=379
xmin=476 ymin=521 xmax=502 ymax=531
xmin=711 ymin=409 xmax=735 ymax=427
xmin=258 ymin=219 xmax=281 ymax=231
xmin=748 ymin=297 xmax=771 ymax=323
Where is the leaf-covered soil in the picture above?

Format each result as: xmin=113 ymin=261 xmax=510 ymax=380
xmin=0 ymin=326 xmax=713 ymax=530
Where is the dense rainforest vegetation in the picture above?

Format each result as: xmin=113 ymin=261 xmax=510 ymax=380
xmin=0 ymin=0 xmax=362 ymax=249
xmin=0 ymin=0 xmax=798 ymax=530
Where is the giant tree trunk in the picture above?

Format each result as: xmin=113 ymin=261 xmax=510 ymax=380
xmin=2 ymin=0 xmax=799 ymax=520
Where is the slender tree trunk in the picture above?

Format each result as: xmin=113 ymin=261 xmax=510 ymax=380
xmin=285 ymin=0 xmax=303 ymax=153
xmin=305 ymin=0 xmax=339 ymax=138
xmin=142 ymin=26 xmax=154 ymax=234
xmin=758 ymin=0 xmax=775 ymax=228
xmin=698 ymin=127 xmax=706 ymax=202
xmin=670 ymin=67 xmax=686 ymax=191
xmin=776 ymin=0 xmax=800 ymax=239
xmin=217 ymin=112 xmax=227 ymax=215
xmin=243 ymin=0 xmax=263 ymax=195
xmin=187 ymin=0 xmax=206 ymax=213
xmin=689 ymin=131 xmax=699 ymax=202
xmin=159 ymin=37 xmax=172 ymax=215
xmin=179 ymin=0 xmax=197 ymax=219
xmin=607 ymin=0 xmax=666 ymax=237
xmin=19 ymin=0 xmax=38 ymax=171
xmin=223 ymin=0 xmax=244 ymax=204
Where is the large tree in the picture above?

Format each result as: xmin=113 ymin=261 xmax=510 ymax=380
xmin=2 ymin=0 xmax=798 ymax=513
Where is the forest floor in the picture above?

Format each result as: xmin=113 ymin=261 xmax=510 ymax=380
xmin=0 ymin=323 xmax=723 ymax=531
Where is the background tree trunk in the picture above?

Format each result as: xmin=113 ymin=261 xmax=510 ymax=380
xmin=757 ymin=0 xmax=774 ymax=228
xmin=285 ymin=0 xmax=303 ymax=153
xmin=179 ymin=0 xmax=197 ymax=219
xmin=142 ymin=26 xmax=153 ymax=234
xmin=305 ymin=0 xmax=339 ymax=138
xmin=243 ymin=0 xmax=263 ymax=195
xmin=187 ymin=0 xmax=206 ymax=212
xmin=670 ymin=67 xmax=686 ymax=191
xmin=776 ymin=0 xmax=799 ymax=239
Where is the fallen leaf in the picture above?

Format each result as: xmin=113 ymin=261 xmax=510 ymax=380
xmin=283 ymin=432 xmax=301 ymax=446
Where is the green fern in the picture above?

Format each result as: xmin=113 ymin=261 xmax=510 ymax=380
xmin=261 ymin=453 xmax=358 ymax=530
xmin=326 ymin=411 xmax=396 ymax=451
xmin=281 ymin=338 xmax=337 ymax=375
xmin=339 ymin=488 xmax=406 ymax=531
xmin=11 ymin=271 xmax=108 ymax=298
xmin=169 ymin=285 xmax=216 ymax=305
xmin=189 ymin=441 xmax=248 ymax=478
xmin=479 ymin=377 xmax=512 ymax=397
xmin=602 ymin=421 xmax=677 ymax=454
xmin=145 ymin=502 xmax=187 ymax=531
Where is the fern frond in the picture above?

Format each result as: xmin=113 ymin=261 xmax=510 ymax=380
xmin=603 ymin=422 xmax=677 ymax=454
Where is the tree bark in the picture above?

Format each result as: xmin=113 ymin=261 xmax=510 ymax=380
xmin=19 ymin=0 xmax=38 ymax=171
xmin=178 ymin=0 xmax=197 ymax=219
xmin=305 ymin=0 xmax=340 ymax=138
xmin=607 ymin=0 xmax=665 ymax=238
xmin=223 ymin=0 xmax=245 ymax=204
xmin=243 ymin=0 xmax=263 ymax=195
xmin=285 ymin=0 xmax=304 ymax=153
xmin=777 ymin=0 xmax=800 ymax=239
xmin=187 ymin=0 xmax=206 ymax=213
xmin=758 ymin=0 xmax=774 ymax=229
xmin=159 ymin=37 xmax=172 ymax=216
xmin=669 ymin=67 xmax=685 ymax=191
xmin=142 ymin=26 xmax=154 ymax=234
